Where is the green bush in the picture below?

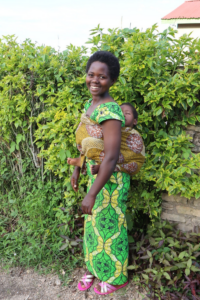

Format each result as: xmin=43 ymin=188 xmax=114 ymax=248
xmin=0 ymin=25 xmax=200 ymax=270
xmin=36 ymin=25 xmax=200 ymax=220
xmin=128 ymin=221 xmax=200 ymax=299
xmin=0 ymin=37 xmax=86 ymax=268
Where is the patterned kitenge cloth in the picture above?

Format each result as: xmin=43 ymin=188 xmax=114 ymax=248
xmin=76 ymin=101 xmax=143 ymax=285
xmin=76 ymin=102 xmax=145 ymax=176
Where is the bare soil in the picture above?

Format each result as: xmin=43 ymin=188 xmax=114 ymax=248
xmin=0 ymin=267 xmax=148 ymax=300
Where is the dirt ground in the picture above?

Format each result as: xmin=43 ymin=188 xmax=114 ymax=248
xmin=0 ymin=267 xmax=148 ymax=300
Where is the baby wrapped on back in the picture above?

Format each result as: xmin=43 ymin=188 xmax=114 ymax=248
xmin=68 ymin=103 xmax=145 ymax=176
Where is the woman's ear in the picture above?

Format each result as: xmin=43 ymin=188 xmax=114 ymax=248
xmin=111 ymin=78 xmax=117 ymax=86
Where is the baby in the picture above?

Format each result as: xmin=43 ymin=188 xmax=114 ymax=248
xmin=67 ymin=103 xmax=145 ymax=176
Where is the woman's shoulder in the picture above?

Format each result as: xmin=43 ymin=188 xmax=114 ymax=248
xmin=94 ymin=101 xmax=125 ymax=126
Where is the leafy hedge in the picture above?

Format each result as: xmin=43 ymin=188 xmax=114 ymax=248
xmin=36 ymin=25 xmax=200 ymax=219
xmin=0 ymin=26 xmax=200 ymax=271
xmin=128 ymin=221 xmax=200 ymax=299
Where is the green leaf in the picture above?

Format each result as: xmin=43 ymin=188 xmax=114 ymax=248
xmin=142 ymin=274 xmax=149 ymax=280
xmin=185 ymin=268 xmax=190 ymax=276
xmin=119 ymin=77 xmax=126 ymax=85
xmin=59 ymin=149 xmax=66 ymax=161
xmin=59 ymin=241 xmax=69 ymax=250
xmin=155 ymin=107 xmax=163 ymax=116
xmin=163 ymin=259 xmax=170 ymax=266
xmin=191 ymin=265 xmax=200 ymax=272
xmin=9 ymin=199 xmax=16 ymax=203
xmin=183 ymin=152 xmax=190 ymax=159
xmin=127 ymin=265 xmax=138 ymax=270
xmin=181 ymin=101 xmax=187 ymax=110
xmin=188 ymin=116 xmax=196 ymax=125
xmin=195 ymin=192 xmax=200 ymax=199
xmin=14 ymin=120 xmax=19 ymax=128
xmin=66 ymin=150 xmax=71 ymax=158
xmin=140 ymin=255 xmax=149 ymax=259
xmin=187 ymin=258 xmax=192 ymax=269
xmin=70 ymin=241 xmax=79 ymax=246
xmin=187 ymin=98 xmax=193 ymax=107
xmin=10 ymin=142 xmax=16 ymax=153
xmin=163 ymin=272 xmax=171 ymax=280
xmin=193 ymin=244 xmax=200 ymax=252
xmin=16 ymin=134 xmax=23 ymax=145
xmin=150 ymin=257 xmax=153 ymax=267
xmin=42 ymin=54 xmax=49 ymax=63
xmin=61 ymin=165 xmax=68 ymax=172
xmin=175 ymin=262 xmax=187 ymax=268
xmin=147 ymin=250 xmax=152 ymax=258
xmin=179 ymin=251 xmax=187 ymax=259
xmin=149 ymin=237 xmax=156 ymax=245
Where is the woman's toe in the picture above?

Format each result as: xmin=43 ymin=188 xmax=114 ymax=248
xmin=95 ymin=283 xmax=101 ymax=292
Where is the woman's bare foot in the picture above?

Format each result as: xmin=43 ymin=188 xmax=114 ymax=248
xmin=79 ymin=271 xmax=95 ymax=289
xmin=67 ymin=157 xmax=81 ymax=167
xmin=90 ymin=164 xmax=100 ymax=175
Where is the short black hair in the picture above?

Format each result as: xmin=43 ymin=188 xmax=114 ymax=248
xmin=86 ymin=51 xmax=120 ymax=81
xmin=121 ymin=103 xmax=138 ymax=120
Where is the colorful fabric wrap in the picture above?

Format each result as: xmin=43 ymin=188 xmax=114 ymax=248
xmin=76 ymin=113 xmax=145 ymax=176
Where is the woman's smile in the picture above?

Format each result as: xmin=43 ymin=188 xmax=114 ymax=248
xmin=91 ymin=86 xmax=100 ymax=90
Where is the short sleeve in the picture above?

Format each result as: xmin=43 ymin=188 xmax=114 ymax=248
xmin=91 ymin=102 xmax=125 ymax=127
xmin=84 ymin=99 xmax=92 ymax=113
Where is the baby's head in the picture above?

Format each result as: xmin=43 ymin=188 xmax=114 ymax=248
xmin=120 ymin=103 xmax=138 ymax=127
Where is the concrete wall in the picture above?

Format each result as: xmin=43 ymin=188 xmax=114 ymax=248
xmin=161 ymin=125 xmax=200 ymax=232
xmin=186 ymin=125 xmax=200 ymax=153
xmin=161 ymin=193 xmax=200 ymax=232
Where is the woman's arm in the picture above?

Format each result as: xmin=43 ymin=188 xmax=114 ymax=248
xmin=81 ymin=119 xmax=121 ymax=214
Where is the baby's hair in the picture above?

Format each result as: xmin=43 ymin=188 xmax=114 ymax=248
xmin=121 ymin=103 xmax=138 ymax=120
xmin=86 ymin=51 xmax=120 ymax=81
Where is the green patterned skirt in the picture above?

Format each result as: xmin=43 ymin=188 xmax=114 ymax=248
xmin=83 ymin=159 xmax=130 ymax=285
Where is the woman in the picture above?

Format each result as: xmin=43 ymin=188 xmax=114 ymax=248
xmin=70 ymin=51 xmax=130 ymax=295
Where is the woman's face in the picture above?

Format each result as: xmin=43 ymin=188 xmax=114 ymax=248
xmin=86 ymin=61 xmax=114 ymax=97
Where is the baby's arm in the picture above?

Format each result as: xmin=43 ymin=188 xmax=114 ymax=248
xmin=67 ymin=157 xmax=81 ymax=167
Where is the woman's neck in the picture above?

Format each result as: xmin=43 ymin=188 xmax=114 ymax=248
xmin=91 ymin=92 xmax=113 ymax=105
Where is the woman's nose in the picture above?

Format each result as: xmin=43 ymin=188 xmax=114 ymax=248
xmin=92 ymin=76 xmax=99 ymax=83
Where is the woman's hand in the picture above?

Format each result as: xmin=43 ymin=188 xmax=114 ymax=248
xmin=71 ymin=166 xmax=80 ymax=192
xmin=81 ymin=193 xmax=96 ymax=215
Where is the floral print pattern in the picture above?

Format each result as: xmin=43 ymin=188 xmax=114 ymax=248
xmin=126 ymin=134 xmax=143 ymax=153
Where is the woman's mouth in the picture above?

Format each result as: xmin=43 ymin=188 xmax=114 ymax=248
xmin=90 ymin=86 xmax=100 ymax=91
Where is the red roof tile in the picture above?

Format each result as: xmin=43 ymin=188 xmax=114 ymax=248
xmin=162 ymin=0 xmax=200 ymax=20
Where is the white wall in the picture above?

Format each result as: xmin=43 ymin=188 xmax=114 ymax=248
xmin=177 ymin=27 xmax=200 ymax=39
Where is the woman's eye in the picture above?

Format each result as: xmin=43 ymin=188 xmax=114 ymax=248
xmin=88 ymin=74 xmax=93 ymax=77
